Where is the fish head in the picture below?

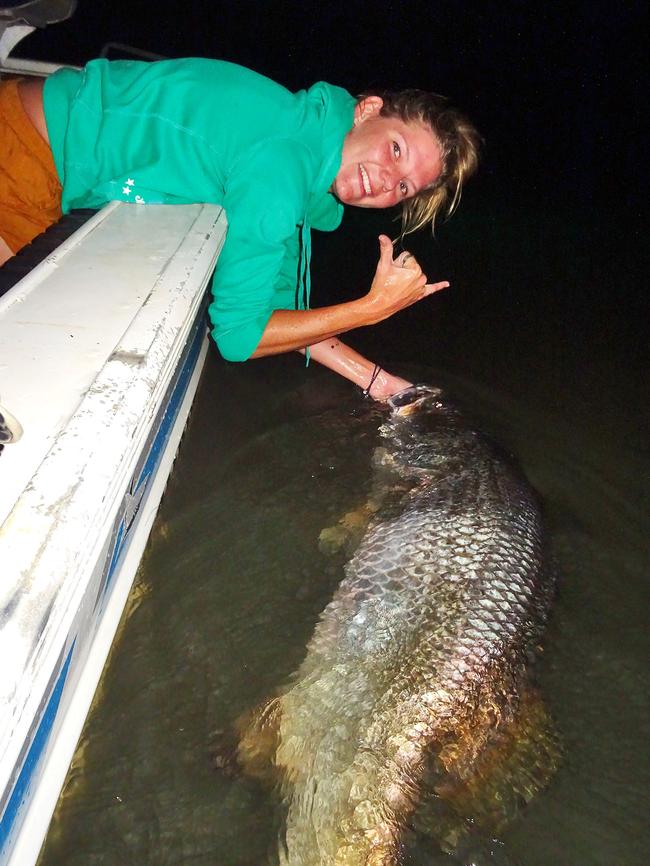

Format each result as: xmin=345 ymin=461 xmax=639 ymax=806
xmin=388 ymin=384 xmax=444 ymax=416
xmin=380 ymin=384 xmax=466 ymax=476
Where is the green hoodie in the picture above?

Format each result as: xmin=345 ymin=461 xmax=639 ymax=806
xmin=43 ymin=58 xmax=356 ymax=360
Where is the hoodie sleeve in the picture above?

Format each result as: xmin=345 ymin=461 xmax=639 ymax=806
xmin=208 ymin=138 xmax=315 ymax=362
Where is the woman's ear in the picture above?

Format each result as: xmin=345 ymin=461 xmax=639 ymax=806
xmin=353 ymin=95 xmax=384 ymax=125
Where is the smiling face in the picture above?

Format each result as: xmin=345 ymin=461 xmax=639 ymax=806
xmin=331 ymin=96 xmax=443 ymax=209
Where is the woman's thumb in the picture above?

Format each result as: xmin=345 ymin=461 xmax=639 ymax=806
xmin=377 ymin=234 xmax=393 ymax=264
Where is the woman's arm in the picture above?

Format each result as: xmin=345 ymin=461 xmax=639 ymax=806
xmin=251 ymin=235 xmax=448 ymax=358
xmin=299 ymin=338 xmax=412 ymax=401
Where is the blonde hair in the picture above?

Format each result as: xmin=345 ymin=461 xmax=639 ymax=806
xmin=359 ymin=88 xmax=482 ymax=235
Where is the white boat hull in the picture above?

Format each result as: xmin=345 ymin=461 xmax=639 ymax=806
xmin=0 ymin=201 xmax=227 ymax=865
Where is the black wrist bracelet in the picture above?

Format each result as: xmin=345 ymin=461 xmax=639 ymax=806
xmin=362 ymin=364 xmax=382 ymax=398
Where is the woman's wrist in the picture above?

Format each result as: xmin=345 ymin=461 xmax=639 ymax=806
xmin=361 ymin=363 xmax=383 ymax=397
xmin=366 ymin=369 xmax=412 ymax=401
xmin=353 ymin=291 xmax=389 ymax=327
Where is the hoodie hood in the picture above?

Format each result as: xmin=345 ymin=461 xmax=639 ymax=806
xmin=303 ymin=82 xmax=355 ymax=231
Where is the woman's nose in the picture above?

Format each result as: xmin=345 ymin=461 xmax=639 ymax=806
xmin=381 ymin=166 xmax=399 ymax=192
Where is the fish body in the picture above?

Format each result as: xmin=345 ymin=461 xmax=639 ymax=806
xmin=240 ymin=386 xmax=556 ymax=865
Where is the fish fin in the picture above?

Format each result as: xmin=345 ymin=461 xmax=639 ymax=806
xmin=318 ymin=499 xmax=381 ymax=555
xmin=229 ymin=696 xmax=283 ymax=784
xmin=318 ymin=478 xmax=414 ymax=557
xmin=413 ymin=685 xmax=561 ymax=849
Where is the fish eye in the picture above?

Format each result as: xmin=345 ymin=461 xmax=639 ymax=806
xmin=392 ymin=141 xmax=401 ymax=159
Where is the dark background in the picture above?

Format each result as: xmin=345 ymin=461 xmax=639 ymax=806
xmin=17 ymin=0 xmax=648 ymax=400
xmin=19 ymin=0 xmax=644 ymax=212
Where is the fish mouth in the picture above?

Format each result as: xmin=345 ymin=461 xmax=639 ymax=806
xmin=388 ymin=385 xmax=443 ymax=416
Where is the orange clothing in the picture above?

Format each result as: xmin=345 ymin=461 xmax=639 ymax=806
xmin=0 ymin=78 xmax=62 ymax=253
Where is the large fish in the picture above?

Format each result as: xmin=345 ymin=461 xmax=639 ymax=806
xmin=236 ymin=385 xmax=558 ymax=865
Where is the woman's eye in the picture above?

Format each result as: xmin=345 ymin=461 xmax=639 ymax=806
xmin=400 ymin=181 xmax=408 ymax=196
xmin=393 ymin=141 xmax=401 ymax=159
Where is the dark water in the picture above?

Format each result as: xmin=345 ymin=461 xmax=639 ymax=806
xmin=36 ymin=193 xmax=648 ymax=865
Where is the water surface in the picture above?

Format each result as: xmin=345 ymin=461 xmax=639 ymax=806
xmin=38 ymin=202 xmax=648 ymax=866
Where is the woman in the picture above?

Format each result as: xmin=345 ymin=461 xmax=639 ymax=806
xmin=0 ymin=58 xmax=480 ymax=398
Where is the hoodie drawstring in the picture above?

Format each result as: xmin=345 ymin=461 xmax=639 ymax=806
xmin=298 ymin=220 xmax=312 ymax=364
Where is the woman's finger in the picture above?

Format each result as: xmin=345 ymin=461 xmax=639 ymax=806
xmin=377 ymin=234 xmax=394 ymax=268
xmin=424 ymin=280 xmax=450 ymax=296
xmin=395 ymin=250 xmax=416 ymax=268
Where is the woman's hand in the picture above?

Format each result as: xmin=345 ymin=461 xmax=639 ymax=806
xmin=365 ymin=369 xmax=412 ymax=402
xmin=362 ymin=235 xmax=449 ymax=324
xmin=253 ymin=236 xmax=448 ymax=358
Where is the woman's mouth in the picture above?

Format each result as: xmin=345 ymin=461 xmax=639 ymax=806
xmin=359 ymin=164 xmax=372 ymax=196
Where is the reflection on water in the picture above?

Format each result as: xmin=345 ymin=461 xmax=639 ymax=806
xmin=38 ymin=207 xmax=648 ymax=866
